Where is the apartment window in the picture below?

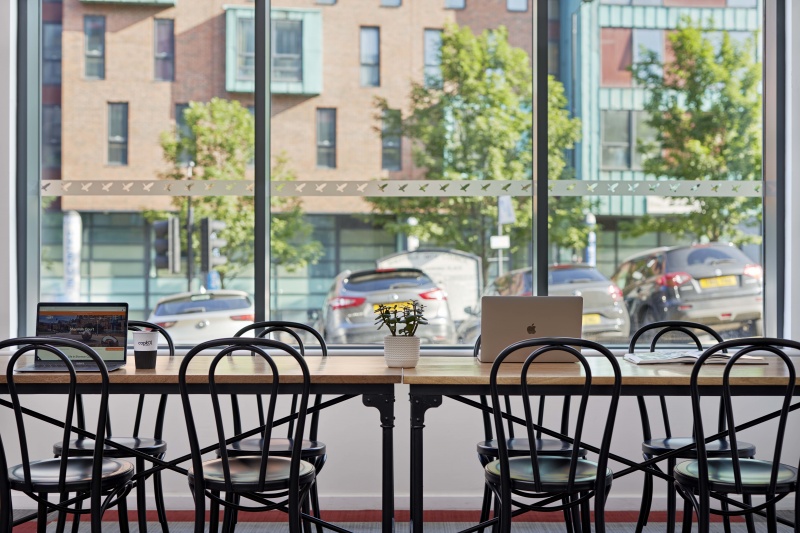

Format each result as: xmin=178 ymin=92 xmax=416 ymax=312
xmin=316 ymin=0 xmax=336 ymax=3
xmin=600 ymin=28 xmax=632 ymax=87
xmin=42 ymin=105 xmax=61 ymax=169
xmin=360 ymin=27 xmax=380 ymax=87
xmin=445 ymin=0 xmax=466 ymax=8
xmin=381 ymin=110 xmax=401 ymax=171
xmin=273 ymin=19 xmax=303 ymax=82
xmin=381 ymin=0 xmax=401 ymax=5
xmin=154 ymin=19 xmax=175 ymax=81
xmin=84 ymin=15 xmax=105 ymax=79
xmin=236 ymin=17 xmax=255 ymax=81
xmin=424 ymin=29 xmax=442 ymax=88
xmin=601 ymin=110 xmax=656 ymax=170
xmin=42 ymin=23 xmax=62 ymax=85
xmin=507 ymin=0 xmax=528 ymax=11
xmin=108 ymin=103 xmax=129 ymax=166
xmin=316 ymin=109 xmax=336 ymax=169
xmin=548 ymin=40 xmax=559 ymax=76
xmin=175 ymin=104 xmax=192 ymax=166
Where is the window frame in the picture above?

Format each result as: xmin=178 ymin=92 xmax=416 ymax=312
xmin=154 ymin=18 xmax=175 ymax=82
xmin=316 ymin=108 xmax=337 ymax=169
xmin=42 ymin=22 xmax=61 ymax=86
xmin=272 ymin=18 xmax=303 ymax=83
xmin=381 ymin=109 xmax=402 ymax=171
xmin=107 ymin=102 xmax=129 ymax=166
xmin=14 ymin=0 xmax=788 ymax=341
xmin=360 ymin=26 xmax=380 ymax=87
xmin=83 ymin=15 xmax=105 ymax=80
xmin=423 ymin=28 xmax=442 ymax=88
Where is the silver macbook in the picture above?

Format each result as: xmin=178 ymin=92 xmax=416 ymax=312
xmin=16 ymin=302 xmax=129 ymax=372
xmin=478 ymin=296 xmax=583 ymax=363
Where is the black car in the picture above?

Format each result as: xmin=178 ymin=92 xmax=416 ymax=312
xmin=610 ymin=243 xmax=763 ymax=335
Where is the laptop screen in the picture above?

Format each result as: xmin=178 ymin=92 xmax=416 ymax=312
xmin=35 ymin=303 xmax=128 ymax=363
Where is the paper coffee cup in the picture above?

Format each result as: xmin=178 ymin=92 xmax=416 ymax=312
xmin=132 ymin=331 xmax=159 ymax=369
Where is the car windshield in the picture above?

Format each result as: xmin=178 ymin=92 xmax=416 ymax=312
xmin=154 ymin=295 xmax=251 ymax=316
xmin=343 ymin=270 xmax=431 ymax=292
xmin=669 ymin=246 xmax=750 ymax=268
xmin=549 ymin=268 xmax=607 ymax=285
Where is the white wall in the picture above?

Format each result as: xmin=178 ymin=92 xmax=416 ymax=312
xmin=0 ymin=0 xmax=17 ymax=341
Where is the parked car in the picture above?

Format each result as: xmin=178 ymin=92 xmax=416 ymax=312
xmin=147 ymin=290 xmax=255 ymax=345
xmin=318 ymin=267 xmax=457 ymax=344
xmin=610 ymin=243 xmax=763 ymax=336
xmin=456 ymin=265 xmax=631 ymax=345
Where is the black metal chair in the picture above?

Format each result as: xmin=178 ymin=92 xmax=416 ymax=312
xmin=482 ymin=337 xmax=621 ymax=533
xmin=180 ymin=337 xmax=317 ymax=533
xmin=478 ymin=337 xmax=622 ymax=533
xmin=228 ymin=321 xmax=328 ymax=533
xmin=52 ymin=321 xmax=173 ymax=533
xmin=471 ymin=335 xmax=587 ymax=533
xmin=2 ymin=337 xmax=134 ymax=533
xmin=629 ymin=321 xmax=757 ymax=533
xmin=675 ymin=337 xmax=799 ymax=533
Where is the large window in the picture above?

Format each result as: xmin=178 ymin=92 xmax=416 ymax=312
xmin=360 ymin=27 xmax=380 ymax=87
xmin=84 ymin=15 xmax=105 ymax=80
xmin=154 ymin=19 xmax=175 ymax=82
xmin=26 ymin=0 xmax=777 ymax=346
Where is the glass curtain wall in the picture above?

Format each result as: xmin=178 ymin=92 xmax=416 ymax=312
xmin=35 ymin=0 xmax=766 ymax=347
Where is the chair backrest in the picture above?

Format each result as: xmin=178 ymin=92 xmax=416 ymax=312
xmin=474 ymin=335 xmax=571 ymax=441
xmin=490 ymin=337 xmax=622 ymax=496
xmin=628 ymin=321 xmax=725 ymax=439
xmin=1 ymin=337 xmax=111 ymax=496
xmin=179 ymin=337 xmax=311 ymax=494
xmin=690 ymin=338 xmax=798 ymax=496
xmin=233 ymin=321 xmax=327 ymax=441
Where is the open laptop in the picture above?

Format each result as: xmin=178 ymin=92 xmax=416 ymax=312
xmin=478 ymin=296 xmax=583 ymax=363
xmin=16 ymin=302 xmax=129 ymax=372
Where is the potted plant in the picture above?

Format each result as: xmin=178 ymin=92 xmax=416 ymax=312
xmin=374 ymin=300 xmax=427 ymax=368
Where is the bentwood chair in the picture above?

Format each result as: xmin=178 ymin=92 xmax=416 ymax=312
xmin=180 ymin=337 xmax=316 ymax=533
xmin=629 ymin=321 xmax=756 ymax=533
xmin=53 ymin=321 xmax=173 ymax=533
xmin=675 ymin=337 xmax=799 ymax=533
xmin=2 ymin=337 xmax=134 ymax=533
xmin=471 ymin=335 xmax=587 ymax=533
xmin=229 ymin=321 xmax=328 ymax=533
xmin=483 ymin=337 xmax=622 ymax=533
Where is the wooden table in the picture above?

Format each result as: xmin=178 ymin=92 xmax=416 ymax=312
xmin=403 ymin=355 xmax=800 ymax=533
xmin=0 ymin=354 xmax=402 ymax=533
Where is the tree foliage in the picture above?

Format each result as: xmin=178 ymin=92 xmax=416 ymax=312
xmin=627 ymin=20 xmax=762 ymax=244
xmin=159 ymin=98 xmax=322 ymax=285
xmin=369 ymin=24 xmax=582 ymax=277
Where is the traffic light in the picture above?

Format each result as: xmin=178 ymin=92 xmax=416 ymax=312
xmin=200 ymin=217 xmax=228 ymax=273
xmin=153 ymin=216 xmax=181 ymax=274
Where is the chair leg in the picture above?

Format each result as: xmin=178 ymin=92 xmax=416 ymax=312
xmin=720 ymin=496 xmax=732 ymax=533
xmin=55 ymin=490 xmax=69 ymax=533
xmin=635 ymin=461 xmax=654 ymax=533
xmin=310 ymin=482 xmax=324 ymax=533
xmin=766 ymin=502 xmax=778 ymax=533
xmin=498 ymin=491 xmax=512 ymax=533
xmin=37 ymin=493 xmax=48 ymax=533
xmin=580 ymin=492 xmax=591 ymax=533
xmin=742 ymin=493 xmax=756 ymax=533
xmin=562 ymin=496 xmax=575 ymax=533
xmin=221 ymin=492 xmax=236 ymax=533
xmin=117 ymin=491 xmax=130 ymax=533
xmin=477 ymin=484 xmax=492 ymax=533
xmin=153 ymin=465 xmax=170 ymax=533
xmin=666 ymin=457 xmax=677 ymax=533
xmin=209 ymin=490 xmax=220 ymax=533
xmin=569 ymin=494 xmax=582 ymax=533
xmin=491 ymin=494 xmax=501 ymax=533
xmin=136 ymin=457 xmax=148 ymax=533
xmin=70 ymin=492 xmax=84 ymax=533
xmin=697 ymin=492 xmax=710 ymax=533
xmin=680 ymin=496 xmax=693 ymax=533
xmin=301 ymin=492 xmax=313 ymax=533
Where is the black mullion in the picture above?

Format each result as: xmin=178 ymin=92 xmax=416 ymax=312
xmin=254 ymin=0 xmax=271 ymax=322
xmin=533 ymin=0 xmax=547 ymax=294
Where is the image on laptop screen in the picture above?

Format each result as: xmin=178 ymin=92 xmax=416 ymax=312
xmin=36 ymin=303 xmax=128 ymax=362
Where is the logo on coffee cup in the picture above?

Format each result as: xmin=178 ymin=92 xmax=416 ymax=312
xmin=137 ymin=340 xmax=153 ymax=346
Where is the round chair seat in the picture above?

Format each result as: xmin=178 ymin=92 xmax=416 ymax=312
xmin=226 ymin=437 xmax=326 ymax=459
xmin=478 ymin=438 xmax=587 ymax=458
xmin=674 ymin=458 xmax=798 ymax=494
xmin=188 ymin=456 xmax=316 ymax=492
xmin=643 ymin=438 xmax=755 ymax=459
xmin=8 ymin=457 xmax=134 ymax=493
xmin=485 ymin=456 xmax=613 ymax=493
xmin=54 ymin=436 xmax=167 ymax=458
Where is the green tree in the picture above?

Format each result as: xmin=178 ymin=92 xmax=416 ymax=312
xmin=370 ymin=24 xmax=582 ymax=278
xmin=159 ymin=98 xmax=322 ymax=286
xmin=627 ymin=21 xmax=762 ymax=244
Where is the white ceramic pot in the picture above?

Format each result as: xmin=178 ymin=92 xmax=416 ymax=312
xmin=383 ymin=335 xmax=420 ymax=368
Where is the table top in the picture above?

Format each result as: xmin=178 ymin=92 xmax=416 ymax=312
xmin=0 ymin=355 xmax=402 ymax=385
xmin=403 ymin=356 xmax=800 ymax=387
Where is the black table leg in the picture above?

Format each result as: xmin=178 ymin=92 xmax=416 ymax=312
xmin=409 ymin=392 xmax=442 ymax=533
xmin=363 ymin=392 xmax=396 ymax=533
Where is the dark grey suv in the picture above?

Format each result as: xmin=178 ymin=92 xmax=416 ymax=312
xmin=319 ymin=268 xmax=457 ymax=344
xmin=610 ymin=243 xmax=763 ymax=335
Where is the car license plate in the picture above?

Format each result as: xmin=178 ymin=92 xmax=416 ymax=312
xmin=699 ymin=275 xmax=737 ymax=289
xmin=374 ymin=301 xmax=413 ymax=312
xmin=582 ymin=314 xmax=602 ymax=326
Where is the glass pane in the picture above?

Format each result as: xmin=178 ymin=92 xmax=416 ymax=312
xmin=507 ymin=0 xmax=528 ymax=11
xmin=360 ymin=27 xmax=380 ymax=87
xmin=237 ymin=17 xmax=255 ymax=80
xmin=84 ymin=16 xmax=105 ymax=79
xmin=445 ymin=0 xmax=466 ymax=8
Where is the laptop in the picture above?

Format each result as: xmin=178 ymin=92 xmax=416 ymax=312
xmin=16 ymin=302 xmax=129 ymax=372
xmin=478 ymin=296 xmax=583 ymax=363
